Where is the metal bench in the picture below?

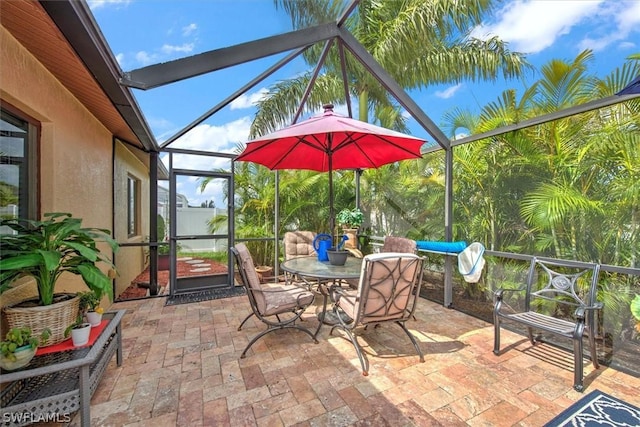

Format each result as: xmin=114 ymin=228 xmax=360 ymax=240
xmin=493 ymin=258 xmax=602 ymax=392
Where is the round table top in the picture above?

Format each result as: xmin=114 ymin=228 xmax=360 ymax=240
xmin=281 ymin=256 xmax=362 ymax=280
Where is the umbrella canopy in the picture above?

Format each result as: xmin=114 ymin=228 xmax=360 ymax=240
xmin=236 ymin=104 xmax=426 ymax=233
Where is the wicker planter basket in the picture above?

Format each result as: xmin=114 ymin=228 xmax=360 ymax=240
xmin=3 ymin=294 xmax=79 ymax=346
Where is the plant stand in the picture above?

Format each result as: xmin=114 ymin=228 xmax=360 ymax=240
xmin=0 ymin=310 xmax=124 ymax=427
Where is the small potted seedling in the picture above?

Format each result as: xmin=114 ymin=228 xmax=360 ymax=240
xmin=78 ymin=291 xmax=104 ymax=327
xmin=0 ymin=327 xmax=50 ymax=371
xmin=65 ymin=312 xmax=92 ymax=347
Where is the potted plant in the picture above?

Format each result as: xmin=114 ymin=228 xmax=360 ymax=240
xmin=336 ymin=208 xmax=364 ymax=230
xmin=157 ymin=241 xmax=171 ymax=271
xmin=78 ymin=290 xmax=104 ymax=327
xmin=64 ymin=316 xmax=92 ymax=347
xmin=0 ymin=327 xmax=50 ymax=371
xmin=336 ymin=208 xmax=363 ymax=249
xmin=0 ymin=213 xmax=117 ymax=345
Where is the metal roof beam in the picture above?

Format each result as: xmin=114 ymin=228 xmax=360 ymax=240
xmin=337 ymin=28 xmax=451 ymax=150
xmin=121 ymin=23 xmax=341 ymax=90
xmin=445 ymin=93 xmax=640 ymax=150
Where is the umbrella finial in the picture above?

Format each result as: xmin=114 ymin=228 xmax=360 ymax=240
xmin=323 ymin=104 xmax=334 ymax=114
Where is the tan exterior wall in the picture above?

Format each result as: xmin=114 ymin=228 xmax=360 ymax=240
xmin=113 ymin=141 xmax=151 ymax=297
xmin=1 ymin=26 xmax=150 ymax=304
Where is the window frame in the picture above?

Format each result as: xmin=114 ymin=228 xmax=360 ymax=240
xmin=0 ymin=106 xmax=39 ymax=220
xmin=127 ymin=174 xmax=140 ymax=238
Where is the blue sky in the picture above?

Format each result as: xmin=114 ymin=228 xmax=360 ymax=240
xmin=88 ymin=0 xmax=640 ymax=207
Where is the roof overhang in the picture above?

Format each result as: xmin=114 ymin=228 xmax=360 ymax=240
xmin=1 ymin=0 xmax=158 ymax=153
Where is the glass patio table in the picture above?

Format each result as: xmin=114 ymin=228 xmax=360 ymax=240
xmin=281 ymin=256 xmax=362 ymax=338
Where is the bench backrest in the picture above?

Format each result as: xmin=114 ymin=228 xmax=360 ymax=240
xmin=524 ymin=257 xmax=600 ymax=315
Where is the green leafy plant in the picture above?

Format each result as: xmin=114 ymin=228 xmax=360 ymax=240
xmin=0 ymin=327 xmax=50 ymax=362
xmin=78 ymin=290 xmax=102 ymax=314
xmin=64 ymin=316 xmax=91 ymax=337
xmin=336 ymin=208 xmax=364 ymax=229
xmin=0 ymin=212 xmax=118 ymax=305
xmin=632 ymin=294 xmax=640 ymax=335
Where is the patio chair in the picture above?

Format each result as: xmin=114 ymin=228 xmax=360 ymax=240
xmin=381 ymin=236 xmax=417 ymax=254
xmin=231 ymin=243 xmax=317 ymax=358
xmin=283 ymin=231 xmax=316 ymax=260
xmin=330 ymin=252 xmax=425 ymax=375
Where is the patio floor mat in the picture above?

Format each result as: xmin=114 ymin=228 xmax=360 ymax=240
xmin=544 ymin=389 xmax=640 ymax=426
xmin=165 ymin=287 xmax=246 ymax=306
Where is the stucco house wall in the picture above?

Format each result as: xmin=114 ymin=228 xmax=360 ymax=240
xmin=1 ymin=25 xmax=149 ymax=304
xmin=113 ymin=141 xmax=151 ymax=297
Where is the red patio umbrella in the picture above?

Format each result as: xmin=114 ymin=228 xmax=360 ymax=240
xmin=236 ymin=104 xmax=426 ymax=233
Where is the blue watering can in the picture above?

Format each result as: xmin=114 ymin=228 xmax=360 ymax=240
xmin=313 ymin=233 xmax=332 ymax=261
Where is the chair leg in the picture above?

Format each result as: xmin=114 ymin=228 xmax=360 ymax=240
xmin=396 ymin=321 xmax=424 ymax=363
xmin=526 ymin=326 xmax=535 ymax=345
xmin=493 ymin=317 xmax=501 ymax=355
xmin=330 ymin=325 xmax=369 ymax=376
xmin=240 ymin=325 xmax=318 ymax=358
xmin=572 ymin=335 xmax=585 ymax=392
xmin=237 ymin=312 xmax=255 ymax=331
xmin=588 ymin=329 xmax=600 ymax=369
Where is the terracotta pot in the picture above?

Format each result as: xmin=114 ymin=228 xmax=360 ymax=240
xmin=255 ymin=266 xmax=273 ymax=283
xmin=342 ymin=228 xmax=358 ymax=249
xmin=158 ymin=254 xmax=170 ymax=271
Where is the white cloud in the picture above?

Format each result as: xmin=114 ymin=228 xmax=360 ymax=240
xmin=615 ymin=1 xmax=640 ymax=35
xmin=87 ymin=0 xmax=130 ymax=10
xmin=159 ymin=119 xmax=253 ymax=207
xmin=135 ymin=51 xmax=157 ymax=66
xmin=472 ymin=0 xmax=602 ymax=54
xmin=115 ymin=53 xmax=124 ymax=67
xmin=182 ymin=23 xmax=198 ymax=37
xmin=230 ymin=89 xmax=269 ymax=110
xmin=618 ymin=41 xmax=636 ymax=50
xmin=166 ymin=118 xmax=252 ymax=153
xmin=161 ymin=43 xmax=194 ymax=55
xmin=435 ymin=84 xmax=463 ymax=99
xmin=577 ymin=2 xmax=640 ymax=52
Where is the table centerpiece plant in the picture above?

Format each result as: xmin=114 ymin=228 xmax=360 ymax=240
xmin=0 ymin=213 xmax=117 ymax=345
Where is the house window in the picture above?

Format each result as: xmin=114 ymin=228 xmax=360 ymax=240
xmin=127 ymin=175 xmax=140 ymax=237
xmin=0 ymin=108 xmax=38 ymax=221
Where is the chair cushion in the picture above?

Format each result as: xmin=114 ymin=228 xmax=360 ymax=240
xmin=262 ymin=283 xmax=314 ymax=316
xmin=234 ymin=243 xmax=268 ymax=312
xmin=284 ymin=231 xmax=317 ymax=259
xmin=381 ymin=236 xmax=417 ymax=254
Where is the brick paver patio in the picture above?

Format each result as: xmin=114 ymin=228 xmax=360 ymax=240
xmin=69 ymin=294 xmax=639 ymax=426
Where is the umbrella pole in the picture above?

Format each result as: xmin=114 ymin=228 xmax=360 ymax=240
xmin=329 ymin=156 xmax=334 ymax=246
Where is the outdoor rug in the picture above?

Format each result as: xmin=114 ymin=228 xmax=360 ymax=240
xmin=545 ymin=390 xmax=640 ymax=426
xmin=165 ymin=287 xmax=246 ymax=306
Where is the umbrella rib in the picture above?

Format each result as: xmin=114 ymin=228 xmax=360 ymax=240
xmin=332 ymin=132 xmax=423 ymax=168
xmin=269 ymin=134 xmax=328 ymax=170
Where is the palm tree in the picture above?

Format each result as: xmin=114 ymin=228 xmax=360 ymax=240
xmin=250 ymin=0 xmax=529 ymax=136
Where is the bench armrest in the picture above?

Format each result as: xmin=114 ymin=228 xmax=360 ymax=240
xmin=574 ymin=302 xmax=603 ymax=319
xmin=494 ymin=287 xmax=526 ymax=301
